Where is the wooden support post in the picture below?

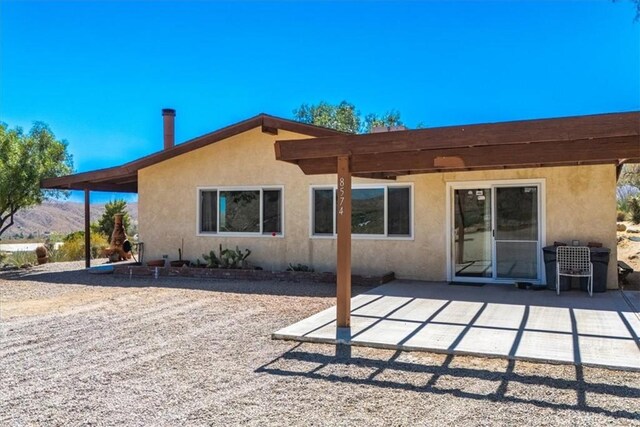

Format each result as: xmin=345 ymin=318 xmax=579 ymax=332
xmin=84 ymin=188 xmax=91 ymax=269
xmin=336 ymin=155 xmax=352 ymax=328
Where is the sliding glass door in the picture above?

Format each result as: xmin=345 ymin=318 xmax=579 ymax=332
xmin=451 ymin=182 xmax=542 ymax=283
xmin=495 ymin=186 xmax=539 ymax=280
xmin=453 ymin=188 xmax=492 ymax=278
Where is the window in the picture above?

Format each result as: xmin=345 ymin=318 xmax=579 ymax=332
xmin=313 ymin=189 xmax=334 ymax=235
xmin=199 ymin=187 xmax=283 ymax=235
xmin=311 ymin=185 xmax=412 ymax=238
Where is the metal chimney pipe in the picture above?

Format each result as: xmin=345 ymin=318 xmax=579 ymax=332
xmin=162 ymin=108 xmax=176 ymax=150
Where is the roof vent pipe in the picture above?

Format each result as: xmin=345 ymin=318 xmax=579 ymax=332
xmin=162 ymin=108 xmax=176 ymax=150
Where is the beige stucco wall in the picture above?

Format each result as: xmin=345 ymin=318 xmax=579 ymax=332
xmin=138 ymin=127 xmax=618 ymax=288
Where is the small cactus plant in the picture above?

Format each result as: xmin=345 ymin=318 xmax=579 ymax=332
xmin=203 ymin=245 xmax=251 ymax=269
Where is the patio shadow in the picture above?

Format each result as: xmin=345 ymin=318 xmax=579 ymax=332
xmin=257 ymin=343 xmax=640 ymax=421
xmin=273 ymin=280 xmax=640 ymax=370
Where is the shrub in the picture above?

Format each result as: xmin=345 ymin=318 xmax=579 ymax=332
xmin=617 ymin=211 xmax=627 ymax=222
xmin=629 ymin=196 xmax=640 ymax=224
xmin=47 ymin=247 xmax=69 ymax=263
xmin=286 ymin=263 xmax=314 ymax=272
xmin=60 ymin=231 xmax=109 ymax=260
xmin=617 ymin=184 xmax=639 ymax=211
xmin=6 ymin=250 xmax=37 ymax=267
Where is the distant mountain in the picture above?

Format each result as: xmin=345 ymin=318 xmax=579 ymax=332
xmin=4 ymin=201 xmax=138 ymax=238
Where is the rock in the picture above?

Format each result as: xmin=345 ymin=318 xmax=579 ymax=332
xmin=628 ymin=228 xmax=640 ymax=234
xmin=617 ymin=223 xmax=627 ymax=232
xmin=629 ymin=236 xmax=640 ymax=242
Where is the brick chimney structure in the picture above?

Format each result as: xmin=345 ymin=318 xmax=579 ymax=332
xmin=162 ymin=108 xmax=176 ymax=150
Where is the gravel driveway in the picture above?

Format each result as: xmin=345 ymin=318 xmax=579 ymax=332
xmin=1 ymin=262 xmax=639 ymax=426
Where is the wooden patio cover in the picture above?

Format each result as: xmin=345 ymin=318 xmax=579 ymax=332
xmin=274 ymin=111 xmax=640 ymax=328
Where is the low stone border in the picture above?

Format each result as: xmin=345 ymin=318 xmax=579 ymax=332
xmin=113 ymin=265 xmax=395 ymax=287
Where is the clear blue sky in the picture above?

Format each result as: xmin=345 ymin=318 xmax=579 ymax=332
xmin=2 ymin=1 xmax=639 ymax=203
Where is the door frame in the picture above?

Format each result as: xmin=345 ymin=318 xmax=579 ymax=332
xmin=445 ymin=178 xmax=547 ymax=284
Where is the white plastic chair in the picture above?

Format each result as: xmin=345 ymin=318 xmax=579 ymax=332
xmin=556 ymin=246 xmax=593 ymax=297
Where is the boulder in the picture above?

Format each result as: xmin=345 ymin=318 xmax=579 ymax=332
xmin=617 ymin=223 xmax=627 ymax=232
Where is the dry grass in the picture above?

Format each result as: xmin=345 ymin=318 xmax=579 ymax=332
xmin=1 ymin=262 xmax=639 ymax=426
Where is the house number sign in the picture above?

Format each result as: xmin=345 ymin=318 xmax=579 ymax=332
xmin=338 ymin=177 xmax=345 ymax=216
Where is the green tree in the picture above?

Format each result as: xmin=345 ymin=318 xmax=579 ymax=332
xmin=97 ymin=199 xmax=131 ymax=242
xmin=293 ymin=101 xmax=406 ymax=134
xmin=294 ymin=101 xmax=361 ymax=133
xmin=0 ymin=122 xmax=73 ymax=237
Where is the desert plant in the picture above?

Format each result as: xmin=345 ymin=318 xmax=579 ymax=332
xmin=202 ymin=246 xmax=221 ymax=268
xmin=286 ymin=263 xmax=314 ymax=272
xmin=221 ymin=246 xmax=251 ymax=268
xmin=203 ymin=245 xmax=251 ymax=269
xmin=60 ymin=231 xmax=109 ymax=260
xmin=629 ymin=196 xmax=640 ymax=224
xmin=47 ymin=247 xmax=69 ymax=263
xmin=617 ymin=184 xmax=639 ymax=213
xmin=6 ymin=250 xmax=37 ymax=267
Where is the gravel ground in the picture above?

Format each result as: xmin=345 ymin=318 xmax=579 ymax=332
xmin=1 ymin=262 xmax=639 ymax=426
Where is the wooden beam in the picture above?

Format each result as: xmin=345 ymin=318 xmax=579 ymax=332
xmin=42 ymin=181 xmax=138 ymax=193
xmin=353 ymin=173 xmax=397 ymax=180
xmin=336 ymin=155 xmax=352 ymax=328
xmin=292 ymin=136 xmax=639 ymax=175
xmin=275 ymin=111 xmax=640 ymax=161
xmin=84 ymin=189 xmax=91 ymax=269
xmin=349 ymin=136 xmax=639 ymax=174
xmin=90 ymin=173 xmax=137 ymax=184
xmin=41 ymin=166 xmax=132 ymax=188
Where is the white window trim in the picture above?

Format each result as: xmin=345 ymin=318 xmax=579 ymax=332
xmin=445 ymin=178 xmax=546 ymax=284
xmin=196 ymin=185 xmax=285 ymax=238
xmin=309 ymin=183 xmax=414 ymax=241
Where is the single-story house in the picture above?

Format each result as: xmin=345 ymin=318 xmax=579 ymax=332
xmin=42 ymin=110 xmax=639 ymax=298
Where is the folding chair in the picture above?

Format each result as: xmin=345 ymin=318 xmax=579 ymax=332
xmin=556 ymin=246 xmax=593 ymax=297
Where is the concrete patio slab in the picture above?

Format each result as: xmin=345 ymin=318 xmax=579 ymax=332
xmin=516 ymin=330 xmax=575 ymax=363
xmin=273 ymin=280 xmax=640 ymax=370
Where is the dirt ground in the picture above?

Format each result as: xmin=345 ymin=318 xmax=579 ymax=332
xmin=618 ymin=221 xmax=640 ymax=290
xmin=1 ymin=262 xmax=639 ymax=426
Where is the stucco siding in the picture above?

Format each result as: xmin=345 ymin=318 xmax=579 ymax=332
xmin=138 ymin=127 xmax=618 ymax=288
